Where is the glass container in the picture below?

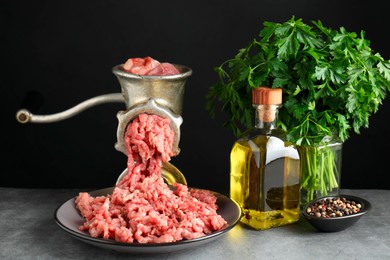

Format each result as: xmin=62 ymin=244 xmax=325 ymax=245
xmin=299 ymin=139 xmax=342 ymax=207
xmin=230 ymin=87 xmax=301 ymax=230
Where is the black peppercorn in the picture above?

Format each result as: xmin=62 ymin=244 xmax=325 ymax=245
xmin=306 ymin=197 xmax=362 ymax=218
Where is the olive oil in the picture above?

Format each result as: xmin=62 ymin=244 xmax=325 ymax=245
xmin=230 ymin=87 xmax=300 ymax=230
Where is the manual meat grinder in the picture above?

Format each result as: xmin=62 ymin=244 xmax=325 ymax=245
xmin=16 ymin=63 xmax=193 ymax=185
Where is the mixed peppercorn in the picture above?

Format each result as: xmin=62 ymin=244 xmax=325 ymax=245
xmin=306 ymin=197 xmax=362 ymax=218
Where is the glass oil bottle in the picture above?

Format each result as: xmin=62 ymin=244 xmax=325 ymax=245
xmin=230 ymin=87 xmax=300 ymax=230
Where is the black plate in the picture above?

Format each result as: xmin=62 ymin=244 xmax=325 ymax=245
xmin=54 ymin=187 xmax=242 ymax=254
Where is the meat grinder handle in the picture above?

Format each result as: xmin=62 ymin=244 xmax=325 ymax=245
xmin=16 ymin=93 xmax=125 ymax=124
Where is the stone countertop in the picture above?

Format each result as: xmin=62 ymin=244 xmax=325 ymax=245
xmin=1 ymin=187 xmax=389 ymax=260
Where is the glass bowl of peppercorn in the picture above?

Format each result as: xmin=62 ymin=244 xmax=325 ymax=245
xmin=302 ymin=195 xmax=371 ymax=232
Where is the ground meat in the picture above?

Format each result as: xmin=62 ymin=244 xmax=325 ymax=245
xmin=75 ymin=113 xmax=227 ymax=244
xmin=122 ymin=56 xmax=180 ymax=76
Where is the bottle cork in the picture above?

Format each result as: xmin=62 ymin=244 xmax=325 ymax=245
xmin=252 ymin=87 xmax=282 ymax=105
xmin=252 ymin=87 xmax=282 ymax=122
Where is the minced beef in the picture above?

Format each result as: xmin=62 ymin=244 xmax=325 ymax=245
xmin=75 ymin=114 xmax=227 ymax=244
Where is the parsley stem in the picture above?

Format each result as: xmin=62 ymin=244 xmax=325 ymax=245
xmin=298 ymin=143 xmax=341 ymax=205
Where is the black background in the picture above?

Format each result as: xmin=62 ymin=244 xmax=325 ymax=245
xmin=1 ymin=1 xmax=389 ymax=194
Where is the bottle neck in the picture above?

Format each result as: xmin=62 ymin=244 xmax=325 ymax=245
xmin=254 ymin=104 xmax=280 ymax=129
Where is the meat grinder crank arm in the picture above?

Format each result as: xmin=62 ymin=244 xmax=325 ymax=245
xmin=16 ymin=93 xmax=125 ymax=124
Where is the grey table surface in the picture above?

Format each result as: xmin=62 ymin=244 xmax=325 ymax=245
xmin=1 ymin=187 xmax=389 ymax=260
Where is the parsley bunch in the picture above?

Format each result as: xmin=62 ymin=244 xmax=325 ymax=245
xmin=206 ymin=16 xmax=390 ymax=146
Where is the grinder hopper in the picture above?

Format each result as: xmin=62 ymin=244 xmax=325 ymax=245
xmin=16 ymin=63 xmax=193 ymax=185
xmin=112 ymin=63 xmax=192 ymax=157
